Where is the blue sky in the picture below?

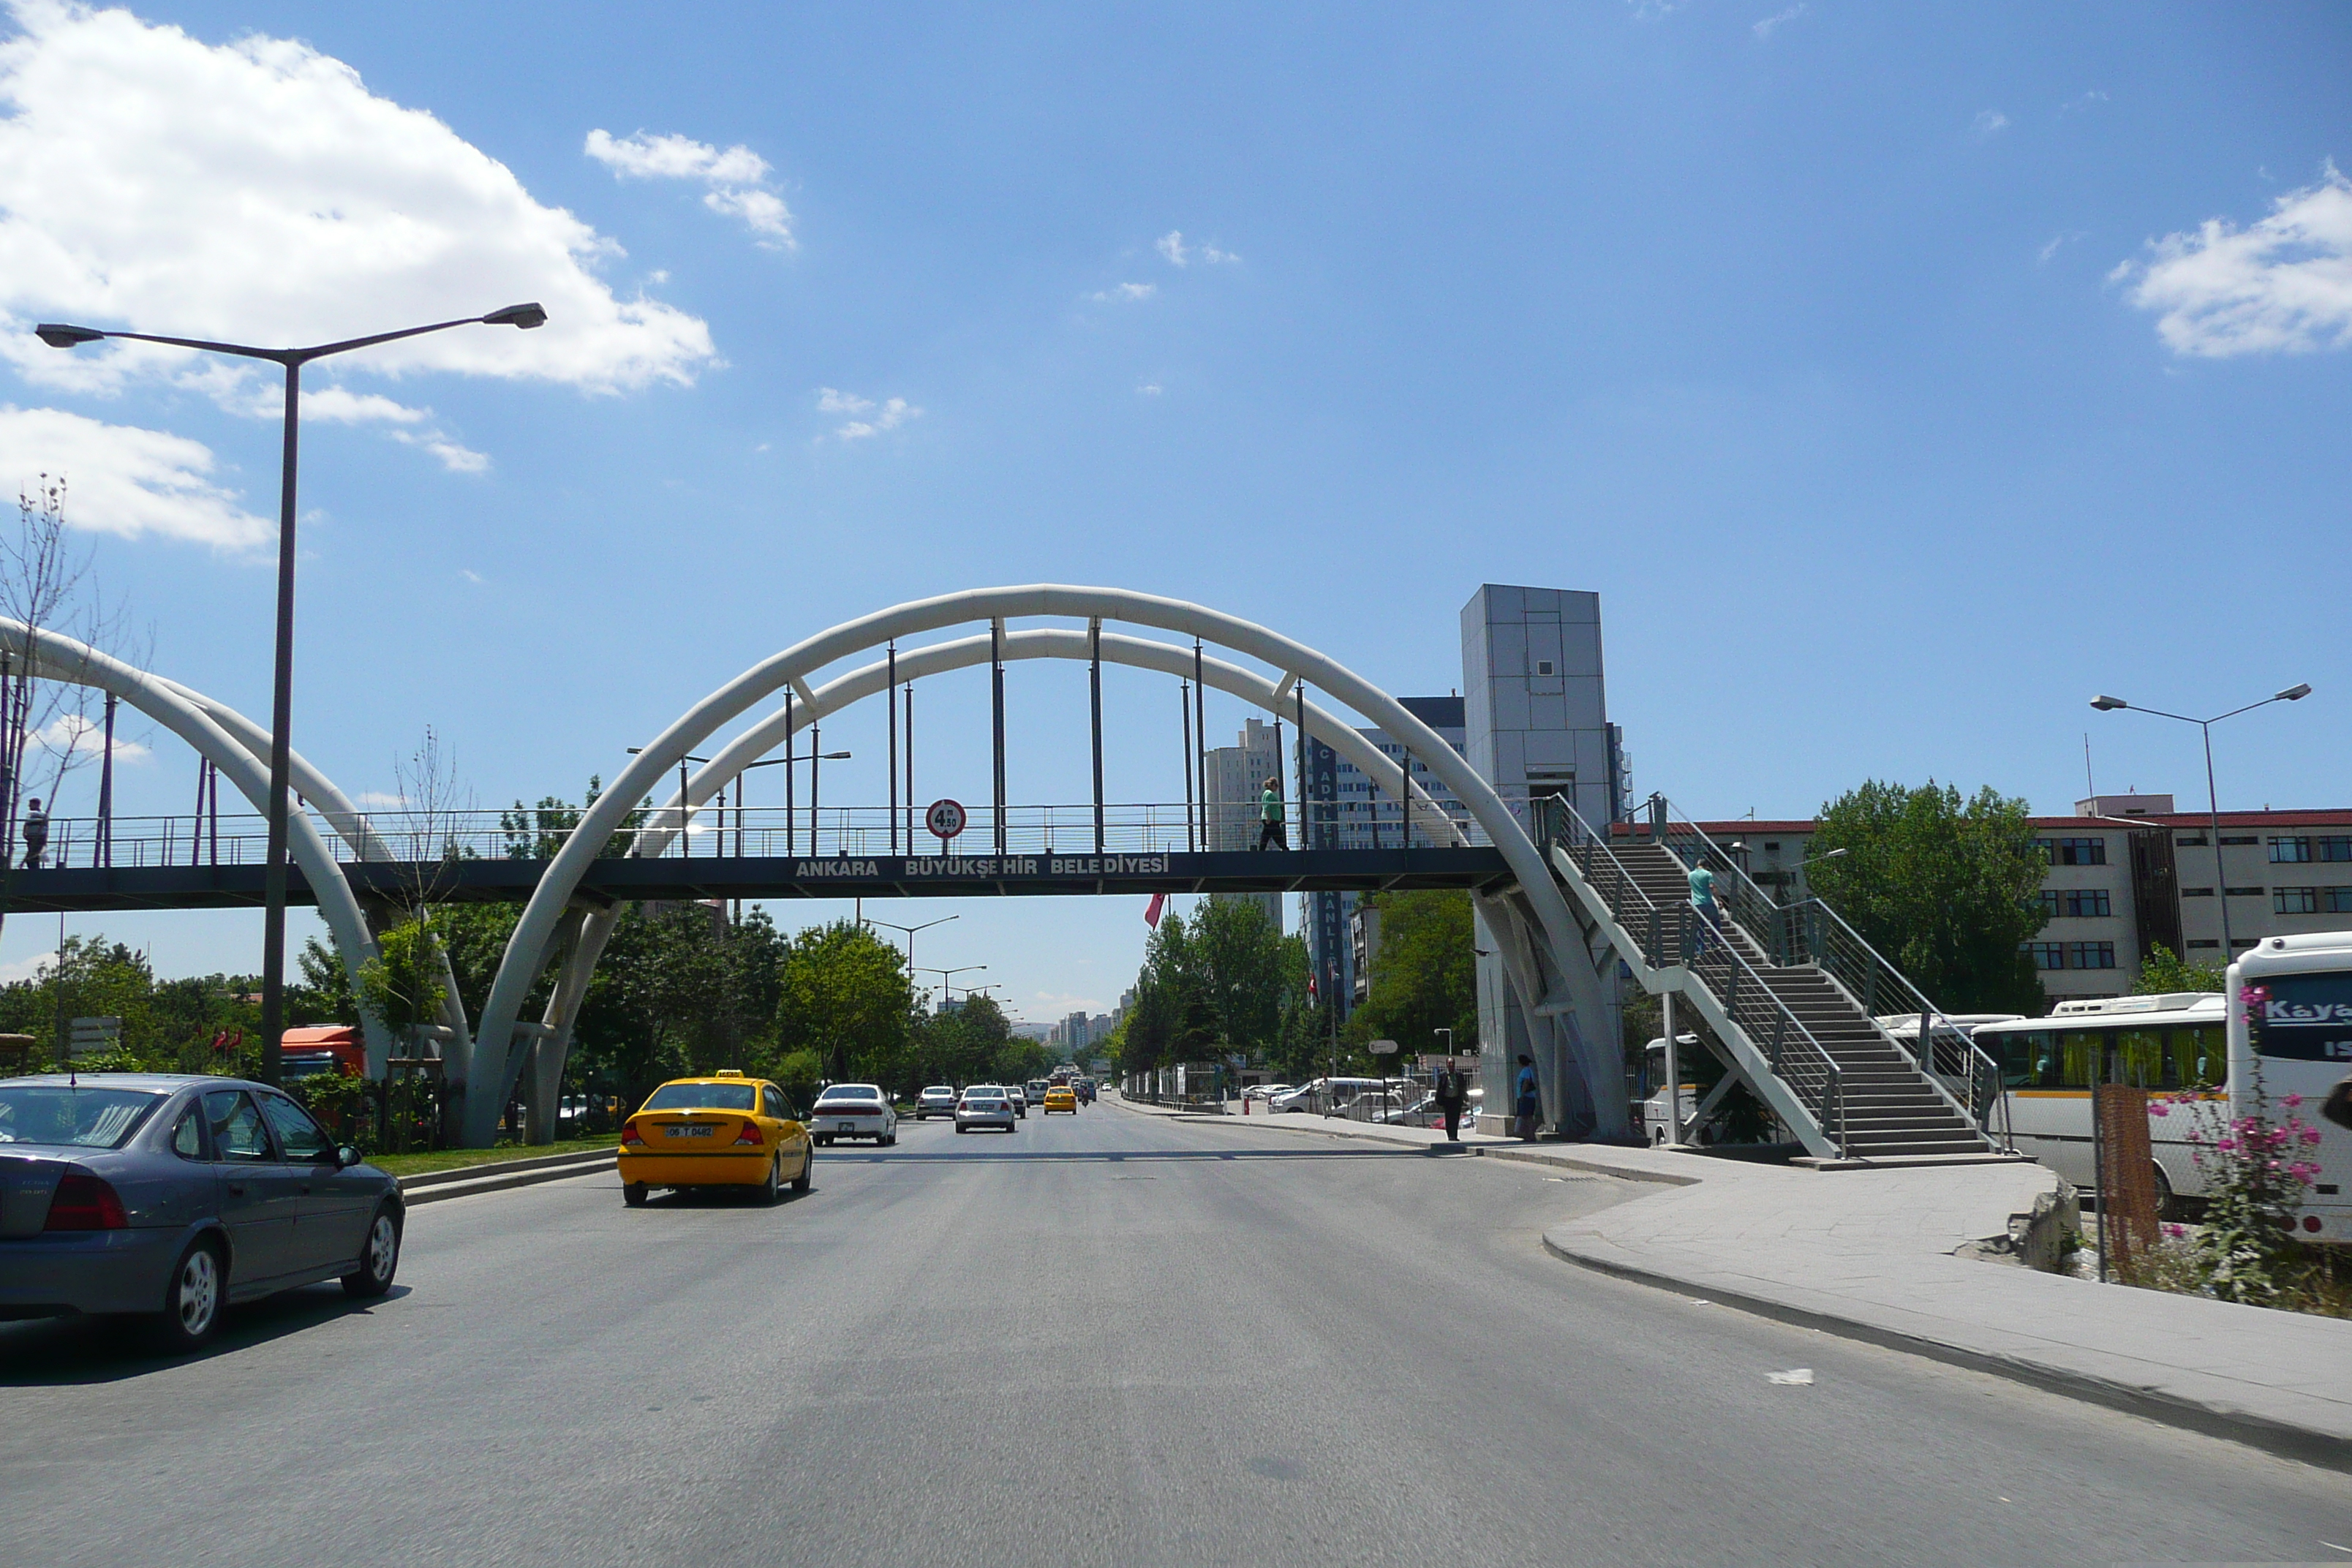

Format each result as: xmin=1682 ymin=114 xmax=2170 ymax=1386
xmin=0 ymin=0 xmax=2345 ymax=1019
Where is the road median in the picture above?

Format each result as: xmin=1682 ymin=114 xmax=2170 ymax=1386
xmin=398 ymin=1147 xmax=616 ymax=1206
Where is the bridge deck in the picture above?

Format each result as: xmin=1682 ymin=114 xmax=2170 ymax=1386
xmin=0 ymin=847 xmax=1515 ymax=913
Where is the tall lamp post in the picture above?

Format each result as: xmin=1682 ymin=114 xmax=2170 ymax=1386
xmin=870 ymin=914 xmax=957 ymax=977
xmin=2090 ymin=684 xmax=2312 ymax=957
xmin=36 ymin=304 xmax=546 ymax=1085
xmin=917 ymin=964 xmax=987 ymax=1005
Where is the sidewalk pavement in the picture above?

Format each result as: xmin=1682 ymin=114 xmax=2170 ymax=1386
xmin=1107 ymin=1091 xmax=2352 ymax=1469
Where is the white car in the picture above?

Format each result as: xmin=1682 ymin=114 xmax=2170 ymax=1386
xmin=955 ymin=1086 xmax=1017 ymax=1134
xmin=1006 ymin=1085 xmax=1028 ymax=1119
xmin=913 ymin=1085 xmax=958 ymax=1120
xmin=810 ymin=1083 xmax=898 ymax=1147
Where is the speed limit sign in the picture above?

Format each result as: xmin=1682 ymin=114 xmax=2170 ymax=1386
xmin=924 ymin=798 xmax=967 ymax=843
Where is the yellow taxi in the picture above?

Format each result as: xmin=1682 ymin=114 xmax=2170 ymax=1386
xmin=617 ymin=1071 xmax=813 ymax=1207
xmin=1041 ymin=1085 xmax=1079 ymax=1114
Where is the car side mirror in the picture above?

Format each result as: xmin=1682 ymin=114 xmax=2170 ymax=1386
xmin=336 ymin=1145 xmax=363 ymax=1169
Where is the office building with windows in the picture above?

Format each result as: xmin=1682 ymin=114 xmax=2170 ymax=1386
xmin=1709 ymin=791 xmax=2352 ymax=1006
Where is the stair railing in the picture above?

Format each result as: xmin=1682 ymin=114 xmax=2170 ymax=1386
xmin=1535 ymin=796 xmax=1846 ymax=1156
xmin=1649 ymin=797 xmax=2010 ymax=1148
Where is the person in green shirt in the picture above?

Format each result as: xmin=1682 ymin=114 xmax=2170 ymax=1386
xmin=1688 ymin=862 xmax=1723 ymax=960
xmin=1256 ymin=777 xmax=1286 ymax=851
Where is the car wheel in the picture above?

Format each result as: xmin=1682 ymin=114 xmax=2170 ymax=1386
xmin=2152 ymin=1163 xmax=2179 ymax=1222
xmin=152 ymin=1235 xmax=224 ymax=1353
xmin=341 ymin=1207 xmax=402 ymax=1298
xmin=956 ymin=1124 xmax=968 ymax=1134
xmin=883 ymin=1132 xmax=898 ymax=1147
xmin=623 ymin=1182 xmax=649 ymax=1207
xmin=761 ymin=1155 xmax=783 ymax=1205
xmin=792 ymin=1145 xmax=815 ymax=1192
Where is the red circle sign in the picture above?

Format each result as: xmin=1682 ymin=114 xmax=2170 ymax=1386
xmin=925 ymin=799 xmax=967 ymax=842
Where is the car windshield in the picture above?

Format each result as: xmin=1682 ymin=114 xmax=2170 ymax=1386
xmin=642 ymin=1082 xmax=757 ymax=1112
xmin=818 ymin=1085 xmax=881 ymax=1101
xmin=0 ymin=1085 xmax=167 ymax=1148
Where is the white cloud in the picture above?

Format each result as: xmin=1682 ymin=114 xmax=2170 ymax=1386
xmin=459 ymin=569 xmax=485 ymax=586
xmin=0 ymin=0 xmax=717 ymax=418
xmin=1970 ymin=109 xmax=2009 ymax=140
xmin=1753 ymin=4 xmax=1806 ymax=39
xmin=2038 ymin=230 xmax=2087 ymax=265
xmin=1155 ymin=230 xmax=1238 ymax=267
xmin=1090 ymin=282 xmax=1157 ymax=303
xmin=353 ymin=791 xmax=409 ymax=808
xmin=2115 ymin=166 xmax=2352 ymax=357
xmin=818 ymin=388 xmax=920 ymax=441
xmin=297 ymin=386 xmax=486 ymax=472
xmin=584 ymin=129 xmax=794 ymax=249
xmin=0 ymin=948 xmax=54 ymax=984
xmin=2061 ymin=90 xmax=2108 ymax=114
xmin=0 ymin=404 xmax=270 ymax=548
xmin=29 ymin=711 xmax=148 ymax=764
xmin=1137 ymin=382 xmax=1163 ymax=396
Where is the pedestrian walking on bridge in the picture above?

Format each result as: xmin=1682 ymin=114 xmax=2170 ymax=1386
xmin=1256 ymin=777 xmax=1286 ymax=851
xmin=20 ymin=798 xmax=47 ymax=870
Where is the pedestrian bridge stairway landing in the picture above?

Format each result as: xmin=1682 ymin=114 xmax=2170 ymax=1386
xmin=1543 ymin=813 xmax=2005 ymax=1164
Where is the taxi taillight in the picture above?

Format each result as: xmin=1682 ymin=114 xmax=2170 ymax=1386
xmin=732 ymin=1121 xmax=764 ymax=1146
xmin=620 ymin=1120 xmax=646 ymax=1147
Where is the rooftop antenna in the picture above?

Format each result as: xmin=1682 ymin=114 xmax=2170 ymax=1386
xmin=2083 ymin=733 xmax=2095 ymax=800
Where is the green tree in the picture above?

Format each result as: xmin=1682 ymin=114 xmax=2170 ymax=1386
xmin=356 ymin=919 xmax=450 ymax=1039
xmin=1806 ymin=780 xmax=2048 ymax=1015
xmin=772 ymin=919 xmax=913 ymax=1088
xmin=2134 ymin=943 xmax=2225 ymax=995
xmin=1347 ymin=889 xmax=1478 ymax=1056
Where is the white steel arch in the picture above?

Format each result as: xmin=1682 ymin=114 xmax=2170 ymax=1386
xmin=0 ymin=621 xmax=393 ymax=1070
xmin=471 ymin=587 xmax=1618 ymax=1147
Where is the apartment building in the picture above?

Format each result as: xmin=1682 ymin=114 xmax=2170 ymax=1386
xmin=1706 ymin=791 xmax=2352 ymax=1006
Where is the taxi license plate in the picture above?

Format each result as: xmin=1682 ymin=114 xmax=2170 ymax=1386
xmin=666 ymin=1126 xmax=714 ymax=1139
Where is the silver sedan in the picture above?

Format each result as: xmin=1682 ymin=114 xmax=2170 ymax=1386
xmin=0 ymin=1074 xmax=403 ymax=1351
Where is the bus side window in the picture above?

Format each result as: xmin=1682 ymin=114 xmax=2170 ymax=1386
xmin=2059 ymin=1030 xmax=2106 ymax=1088
xmin=2116 ymin=1028 xmax=2164 ymax=1088
xmin=2002 ymin=1030 xmax=2056 ymax=1088
xmin=2168 ymin=1025 xmax=2222 ymax=1089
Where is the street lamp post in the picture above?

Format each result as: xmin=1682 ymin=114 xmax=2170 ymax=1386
xmin=870 ymin=913 xmax=957 ymax=979
xmin=917 ymin=964 xmax=987 ymax=1004
xmin=37 ymin=305 xmax=546 ymax=1085
xmin=2091 ymin=684 xmax=2312 ymax=957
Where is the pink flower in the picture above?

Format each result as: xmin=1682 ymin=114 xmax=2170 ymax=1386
xmin=2300 ymin=1128 xmax=2325 ymax=1147
xmin=2149 ymin=1103 xmax=2170 ymax=1118
xmin=2163 ymin=1223 xmax=2186 ymax=1239
xmin=2217 ymin=1137 xmax=2238 ymax=1152
xmin=2283 ymin=1093 xmax=2304 ymax=1109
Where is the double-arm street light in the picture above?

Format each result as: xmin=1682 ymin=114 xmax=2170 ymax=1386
xmin=37 ymin=304 xmax=548 ymax=1085
xmin=869 ymin=914 xmax=956 ymax=976
xmin=2090 ymin=683 xmax=2313 ymax=954
xmin=917 ymin=964 xmax=987 ymax=1003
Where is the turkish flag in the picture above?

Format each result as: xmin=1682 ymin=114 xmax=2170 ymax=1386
xmin=1145 ymin=892 xmax=1166 ymax=927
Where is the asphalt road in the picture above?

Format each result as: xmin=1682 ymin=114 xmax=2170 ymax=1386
xmin=2 ymin=1102 xmax=2345 ymax=1567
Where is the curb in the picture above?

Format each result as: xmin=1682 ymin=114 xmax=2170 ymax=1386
xmin=1539 ymin=1230 xmax=2351 ymax=1474
xmin=399 ymin=1150 xmax=615 ymax=1207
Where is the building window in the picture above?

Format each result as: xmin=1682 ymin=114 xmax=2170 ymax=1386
xmin=2176 ymin=834 xmax=2209 ymax=847
xmin=2275 ymin=887 xmax=2320 ymax=914
xmin=2066 ymin=941 xmax=2117 ymax=970
xmin=2038 ymin=837 xmax=2107 ymax=866
xmin=2269 ymin=837 xmax=2313 ymax=863
xmin=2187 ymin=938 xmax=2221 ymax=950
xmin=2062 ymin=889 xmax=2111 ymax=918
xmin=2231 ymin=937 xmax=2258 ymax=950
xmin=2225 ymin=886 xmax=2266 ymax=897
xmin=2325 ymin=888 xmax=2352 ymax=914
xmin=2319 ymin=836 xmax=2352 ymax=862
xmin=2023 ymin=941 xmax=2066 ymax=970
xmin=2033 ymin=889 xmax=2060 ymax=919
xmin=2219 ymin=835 xmax=2258 ymax=846
xmin=2179 ymin=887 xmax=2215 ymax=897
xmin=1535 ymin=659 xmax=1555 ymax=676
xmin=1763 ymin=842 xmax=1779 ymax=853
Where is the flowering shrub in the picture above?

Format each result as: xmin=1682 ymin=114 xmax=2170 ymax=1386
xmin=2152 ymin=983 xmax=2326 ymax=1305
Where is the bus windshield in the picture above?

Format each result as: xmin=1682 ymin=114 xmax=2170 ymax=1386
xmin=2255 ymin=973 xmax=2352 ymax=1064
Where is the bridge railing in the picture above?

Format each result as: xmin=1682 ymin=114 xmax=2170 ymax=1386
xmin=7 ymin=801 xmax=1496 ymax=870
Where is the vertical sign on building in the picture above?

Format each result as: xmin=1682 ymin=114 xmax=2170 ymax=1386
xmin=1307 ymin=736 xmax=1349 ymax=1012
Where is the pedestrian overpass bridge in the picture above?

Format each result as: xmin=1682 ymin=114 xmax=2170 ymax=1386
xmin=0 ymin=584 xmax=2006 ymax=1161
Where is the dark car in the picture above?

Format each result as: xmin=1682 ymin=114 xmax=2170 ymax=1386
xmin=0 ymin=1074 xmax=403 ymax=1351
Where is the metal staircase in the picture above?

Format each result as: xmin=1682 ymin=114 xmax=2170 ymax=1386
xmin=1536 ymin=794 xmax=2010 ymax=1164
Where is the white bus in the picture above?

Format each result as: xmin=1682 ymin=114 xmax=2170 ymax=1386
xmin=1970 ymin=931 xmax=2351 ymax=1243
